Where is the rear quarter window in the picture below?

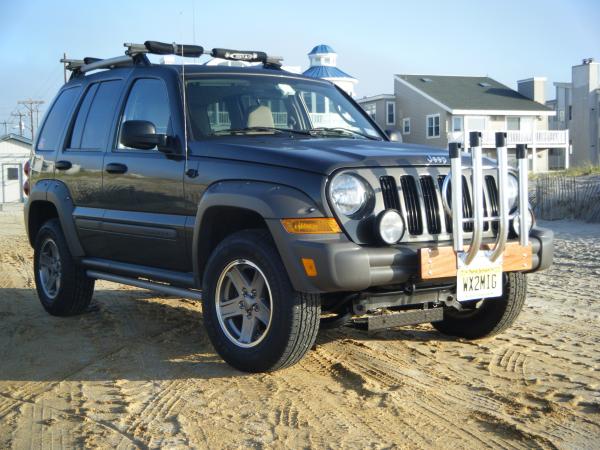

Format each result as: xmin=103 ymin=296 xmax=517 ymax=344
xmin=37 ymin=88 xmax=79 ymax=151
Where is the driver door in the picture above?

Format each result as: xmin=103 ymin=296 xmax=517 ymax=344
xmin=100 ymin=76 xmax=189 ymax=271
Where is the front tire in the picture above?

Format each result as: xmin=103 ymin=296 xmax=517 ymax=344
xmin=34 ymin=219 xmax=95 ymax=316
xmin=433 ymin=272 xmax=526 ymax=339
xmin=202 ymin=230 xmax=320 ymax=372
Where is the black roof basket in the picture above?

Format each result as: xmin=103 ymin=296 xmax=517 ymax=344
xmin=62 ymin=41 xmax=283 ymax=80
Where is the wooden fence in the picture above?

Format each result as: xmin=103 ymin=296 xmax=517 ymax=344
xmin=531 ymin=175 xmax=600 ymax=222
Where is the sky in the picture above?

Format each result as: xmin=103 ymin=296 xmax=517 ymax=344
xmin=1 ymin=0 xmax=599 ymax=136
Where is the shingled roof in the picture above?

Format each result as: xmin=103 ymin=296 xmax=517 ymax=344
xmin=395 ymin=75 xmax=551 ymax=112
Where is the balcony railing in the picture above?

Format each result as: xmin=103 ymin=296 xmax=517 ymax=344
xmin=448 ymin=129 xmax=569 ymax=148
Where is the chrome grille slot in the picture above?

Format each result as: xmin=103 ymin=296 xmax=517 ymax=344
xmin=461 ymin=176 xmax=474 ymax=232
xmin=379 ymin=176 xmax=401 ymax=210
xmin=420 ymin=176 xmax=442 ymax=234
xmin=486 ymin=175 xmax=499 ymax=232
xmin=438 ymin=175 xmax=453 ymax=232
xmin=400 ymin=176 xmax=423 ymax=235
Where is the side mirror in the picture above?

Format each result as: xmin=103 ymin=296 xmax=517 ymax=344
xmin=388 ymin=130 xmax=403 ymax=142
xmin=120 ymin=120 xmax=173 ymax=152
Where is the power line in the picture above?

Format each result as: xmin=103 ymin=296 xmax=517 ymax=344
xmin=0 ymin=121 xmax=8 ymax=135
xmin=17 ymin=99 xmax=44 ymax=140
xmin=11 ymin=111 xmax=25 ymax=136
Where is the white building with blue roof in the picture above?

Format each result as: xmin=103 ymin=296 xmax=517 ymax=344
xmin=303 ymin=45 xmax=358 ymax=97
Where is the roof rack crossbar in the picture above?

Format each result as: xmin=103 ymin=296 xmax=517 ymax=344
xmin=62 ymin=40 xmax=285 ymax=77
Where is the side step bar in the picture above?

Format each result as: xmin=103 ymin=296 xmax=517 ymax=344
xmin=367 ymin=307 xmax=444 ymax=331
xmin=86 ymin=270 xmax=203 ymax=301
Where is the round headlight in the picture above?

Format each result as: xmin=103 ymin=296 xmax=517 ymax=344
xmin=376 ymin=209 xmax=405 ymax=244
xmin=330 ymin=173 xmax=369 ymax=216
xmin=512 ymin=208 xmax=535 ymax=236
xmin=507 ymin=174 xmax=519 ymax=210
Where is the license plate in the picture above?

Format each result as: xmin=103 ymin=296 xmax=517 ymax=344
xmin=456 ymin=252 xmax=503 ymax=301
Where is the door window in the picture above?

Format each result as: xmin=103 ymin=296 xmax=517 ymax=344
xmin=118 ymin=79 xmax=171 ymax=149
xmin=68 ymin=80 xmax=123 ymax=150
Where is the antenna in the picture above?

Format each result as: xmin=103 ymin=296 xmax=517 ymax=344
xmin=180 ymin=43 xmax=190 ymax=174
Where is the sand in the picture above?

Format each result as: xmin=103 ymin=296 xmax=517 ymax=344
xmin=0 ymin=205 xmax=599 ymax=449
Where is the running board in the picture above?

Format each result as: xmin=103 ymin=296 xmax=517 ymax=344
xmin=86 ymin=270 xmax=203 ymax=301
xmin=367 ymin=307 xmax=444 ymax=331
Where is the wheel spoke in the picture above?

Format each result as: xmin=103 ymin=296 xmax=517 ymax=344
xmin=250 ymin=270 xmax=265 ymax=297
xmin=239 ymin=315 xmax=257 ymax=343
xmin=227 ymin=266 xmax=249 ymax=295
xmin=254 ymin=301 xmax=271 ymax=326
xmin=220 ymin=298 xmax=244 ymax=319
xmin=39 ymin=254 xmax=53 ymax=267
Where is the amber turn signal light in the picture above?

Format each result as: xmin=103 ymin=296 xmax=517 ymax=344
xmin=281 ymin=218 xmax=341 ymax=234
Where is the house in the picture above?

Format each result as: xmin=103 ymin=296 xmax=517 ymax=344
xmin=358 ymin=75 xmax=569 ymax=172
xmin=302 ymin=45 xmax=358 ymax=97
xmin=0 ymin=134 xmax=30 ymax=203
xmin=547 ymin=58 xmax=600 ymax=167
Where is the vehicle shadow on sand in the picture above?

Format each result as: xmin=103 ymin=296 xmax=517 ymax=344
xmin=0 ymin=287 xmax=454 ymax=384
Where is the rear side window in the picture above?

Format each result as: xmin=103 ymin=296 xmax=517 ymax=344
xmin=69 ymin=80 xmax=123 ymax=150
xmin=118 ymin=78 xmax=170 ymax=149
xmin=37 ymin=88 xmax=79 ymax=151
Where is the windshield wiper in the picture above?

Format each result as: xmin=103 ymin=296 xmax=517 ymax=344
xmin=211 ymin=127 xmax=312 ymax=137
xmin=310 ymin=127 xmax=382 ymax=141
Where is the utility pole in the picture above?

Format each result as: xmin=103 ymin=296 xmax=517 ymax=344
xmin=0 ymin=121 xmax=8 ymax=135
xmin=17 ymin=99 xmax=44 ymax=140
xmin=11 ymin=112 xmax=25 ymax=136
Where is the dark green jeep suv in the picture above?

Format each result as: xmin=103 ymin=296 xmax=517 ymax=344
xmin=24 ymin=42 xmax=552 ymax=372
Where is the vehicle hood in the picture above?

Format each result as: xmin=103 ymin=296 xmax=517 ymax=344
xmin=190 ymin=137 xmax=451 ymax=174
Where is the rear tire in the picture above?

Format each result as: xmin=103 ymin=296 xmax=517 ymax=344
xmin=432 ymin=272 xmax=526 ymax=339
xmin=202 ymin=229 xmax=320 ymax=372
xmin=34 ymin=219 xmax=95 ymax=316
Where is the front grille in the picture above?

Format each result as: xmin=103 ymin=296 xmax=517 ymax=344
xmin=379 ymin=171 xmax=499 ymax=240
xmin=420 ymin=176 xmax=442 ymax=234
xmin=380 ymin=176 xmax=401 ymax=211
xmin=400 ymin=176 xmax=423 ymax=235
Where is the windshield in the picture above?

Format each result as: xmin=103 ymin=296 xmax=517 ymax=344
xmin=185 ymin=75 xmax=383 ymax=140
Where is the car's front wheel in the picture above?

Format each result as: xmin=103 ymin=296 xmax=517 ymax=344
xmin=202 ymin=230 xmax=320 ymax=372
xmin=432 ymin=272 xmax=526 ymax=339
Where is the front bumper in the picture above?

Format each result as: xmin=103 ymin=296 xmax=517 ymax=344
xmin=269 ymin=220 xmax=553 ymax=294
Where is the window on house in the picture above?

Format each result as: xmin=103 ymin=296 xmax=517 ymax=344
xmin=426 ymin=114 xmax=440 ymax=138
xmin=452 ymin=116 xmax=463 ymax=132
xmin=507 ymin=117 xmax=521 ymax=131
xmin=386 ymin=101 xmax=395 ymax=125
xmin=402 ymin=117 xmax=411 ymax=134
xmin=6 ymin=167 xmax=19 ymax=181
xmin=569 ymin=105 xmax=572 ymax=120
xmin=363 ymin=103 xmax=376 ymax=119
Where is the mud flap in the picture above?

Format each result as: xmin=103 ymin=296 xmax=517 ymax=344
xmin=367 ymin=307 xmax=444 ymax=331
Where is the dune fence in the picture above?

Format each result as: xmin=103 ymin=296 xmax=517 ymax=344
xmin=531 ymin=175 xmax=600 ymax=222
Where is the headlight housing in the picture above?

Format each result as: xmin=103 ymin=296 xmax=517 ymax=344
xmin=507 ymin=173 xmax=519 ymax=210
xmin=330 ymin=173 xmax=369 ymax=216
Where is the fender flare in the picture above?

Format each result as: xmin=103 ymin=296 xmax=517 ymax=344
xmin=26 ymin=180 xmax=85 ymax=257
xmin=191 ymin=180 xmax=325 ymax=289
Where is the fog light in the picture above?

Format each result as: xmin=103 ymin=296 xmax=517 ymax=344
xmin=376 ymin=209 xmax=405 ymax=244
xmin=512 ymin=208 xmax=535 ymax=236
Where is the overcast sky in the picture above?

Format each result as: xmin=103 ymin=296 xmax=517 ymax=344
xmin=1 ymin=0 xmax=598 ymax=134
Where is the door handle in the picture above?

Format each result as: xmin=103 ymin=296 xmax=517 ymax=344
xmin=55 ymin=160 xmax=72 ymax=170
xmin=105 ymin=163 xmax=128 ymax=174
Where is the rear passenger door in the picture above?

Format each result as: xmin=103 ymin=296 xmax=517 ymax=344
xmin=100 ymin=76 xmax=188 ymax=271
xmin=55 ymin=80 xmax=124 ymax=210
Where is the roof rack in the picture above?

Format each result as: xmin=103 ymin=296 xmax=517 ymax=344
xmin=62 ymin=41 xmax=284 ymax=79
